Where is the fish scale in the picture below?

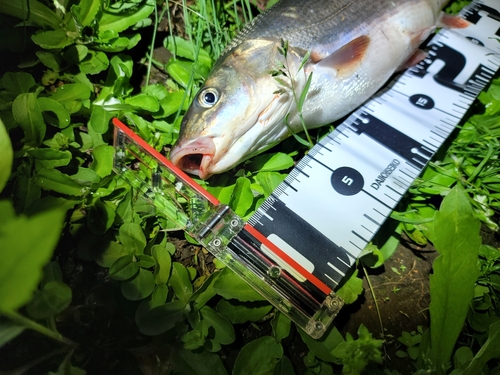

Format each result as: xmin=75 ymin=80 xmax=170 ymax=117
xmin=224 ymin=0 xmax=445 ymax=55
xmin=114 ymin=0 xmax=500 ymax=338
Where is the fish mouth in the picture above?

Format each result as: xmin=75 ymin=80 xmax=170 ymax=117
xmin=169 ymin=137 xmax=216 ymax=179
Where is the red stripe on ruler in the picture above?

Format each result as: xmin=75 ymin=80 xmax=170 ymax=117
xmin=113 ymin=118 xmax=220 ymax=206
xmin=244 ymin=223 xmax=332 ymax=295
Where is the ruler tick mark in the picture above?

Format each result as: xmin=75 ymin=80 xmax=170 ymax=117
xmin=352 ymin=231 xmax=369 ymax=243
xmin=384 ymin=193 xmax=398 ymax=202
xmin=362 ymin=190 xmax=392 ymax=210
xmin=327 ymin=262 xmax=345 ymax=277
xmin=349 ymin=241 xmax=363 ymax=251
xmin=324 ymin=273 xmax=339 ymax=285
xmin=387 ymin=185 xmax=402 ymax=195
xmin=364 ymin=214 xmax=381 ymax=225
xmin=361 ymin=225 xmax=374 ymax=234
xmin=337 ymin=257 xmax=351 ymax=268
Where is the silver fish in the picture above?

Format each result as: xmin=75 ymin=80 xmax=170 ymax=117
xmin=170 ymin=0 xmax=459 ymax=179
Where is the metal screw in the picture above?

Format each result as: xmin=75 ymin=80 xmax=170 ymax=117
xmin=331 ymin=298 xmax=340 ymax=308
xmin=268 ymin=266 xmax=281 ymax=279
xmin=212 ymin=238 xmax=222 ymax=247
xmin=230 ymin=219 xmax=239 ymax=228
xmin=315 ymin=322 xmax=324 ymax=331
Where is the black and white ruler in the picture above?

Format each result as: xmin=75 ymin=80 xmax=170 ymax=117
xmin=114 ymin=0 xmax=500 ymax=338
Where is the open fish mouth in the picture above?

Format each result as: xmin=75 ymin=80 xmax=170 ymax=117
xmin=169 ymin=137 xmax=216 ymax=179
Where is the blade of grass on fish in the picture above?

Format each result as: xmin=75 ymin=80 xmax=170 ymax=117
xmin=272 ymin=41 xmax=314 ymax=148
xmin=297 ymin=51 xmax=311 ymax=73
xmin=284 ymin=114 xmax=311 ymax=148
xmin=297 ymin=72 xmax=314 ymax=147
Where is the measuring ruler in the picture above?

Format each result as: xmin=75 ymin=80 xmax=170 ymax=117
xmin=113 ymin=0 xmax=500 ymax=338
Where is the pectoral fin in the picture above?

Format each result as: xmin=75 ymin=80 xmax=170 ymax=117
xmin=438 ymin=13 xmax=472 ymax=29
xmin=397 ymin=49 xmax=428 ymax=71
xmin=312 ymin=35 xmax=371 ymax=78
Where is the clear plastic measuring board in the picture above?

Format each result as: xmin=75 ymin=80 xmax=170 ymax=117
xmin=113 ymin=0 xmax=500 ymax=338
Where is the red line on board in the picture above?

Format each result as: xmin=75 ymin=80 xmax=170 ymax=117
xmin=244 ymin=224 xmax=332 ymax=295
xmin=112 ymin=118 xmax=220 ymax=206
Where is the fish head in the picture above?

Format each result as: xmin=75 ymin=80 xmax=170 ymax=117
xmin=170 ymin=39 xmax=294 ymax=179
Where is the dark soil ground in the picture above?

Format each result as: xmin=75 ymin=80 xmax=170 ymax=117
xmin=1 ymin=224 xmax=499 ymax=374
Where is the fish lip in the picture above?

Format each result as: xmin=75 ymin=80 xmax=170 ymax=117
xmin=169 ymin=137 xmax=216 ymax=180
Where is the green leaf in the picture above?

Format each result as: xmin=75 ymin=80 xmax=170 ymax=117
xmin=255 ymin=172 xmax=285 ymax=198
xmin=26 ymin=281 xmax=72 ymax=319
xmin=429 ymin=185 xmax=481 ymax=369
xmin=136 ymin=254 xmax=155 ymax=268
xmin=0 ymin=0 xmax=60 ymax=29
xmin=298 ymin=327 xmax=344 ymax=363
xmin=95 ymin=54 xmax=133 ymax=103
xmin=62 ymin=45 xmax=89 ymax=66
xmin=92 ymin=241 xmax=127 ymax=268
xmin=14 ymin=173 xmax=41 ymax=212
xmin=152 ymin=244 xmax=172 ymax=284
xmin=154 ymin=91 xmax=185 ymax=118
xmin=0 ymin=119 xmax=13 ymax=193
xmin=121 ymin=268 xmax=155 ymax=301
xmin=167 ymin=60 xmax=194 ymax=88
xmin=119 ymin=223 xmax=147 ymax=255
xmin=247 ymin=153 xmax=294 ymax=172
xmin=181 ymin=328 xmax=206 ymax=350
xmin=331 ymin=324 xmax=383 ymax=371
xmin=71 ymin=0 xmax=100 ymax=27
xmin=164 ymin=36 xmax=211 ymax=67
xmin=38 ymin=97 xmax=71 ymax=128
xmin=0 ymin=201 xmax=65 ymax=311
xmin=50 ymin=83 xmax=91 ymax=114
xmin=34 ymin=168 xmax=88 ymax=196
xmin=32 ymin=29 xmax=73 ymax=49
xmin=70 ymin=167 xmax=101 ymax=186
xmin=216 ymin=299 xmax=272 ymax=324
xmin=169 ymin=262 xmax=193 ymax=303
xmin=136 ymin=300 xmax=186 ymax=335
xmin=109 ymin=254 xmax=139 ymax=281
xmin=335 ymin=269 xmax=364 ymax=304
xmin=0 ymin=322 xmax=25 ymax=349
xmin=233 ymin=336 xmax=283 ymax=375
xmin=87 ymin=198 xmax=115 ymax=235
xmin=201 ymin=305 xmax=235 ymax=345
xmin=229 ymin=177 xmax=254 ymax=217
xmin=98 ymin=0 xmax=155 ymax=33
xmin=173 ymin=346 xmax=228 ymax=375
xmin=96 ymin=36 xmax=135 ymax=53
xmin=89 ymin=105 xmax=112 ymax=134
xmin=207 ymin=175 xmax=236 ymax=204
xmin=125 ymin=94 xmax=160 ymax=112
xmin=91 ymin=144 xmax=114 ymax=177
xmin=271 ymin=312 xmax=291 ymax=343
xmin=190 ymin=271 xmax=221 ymax=308
xmin=273 ymin=356 xmax=295 ymax=375
xmin=462 ymin=320 xmax=500 ymax=375
xmin=28 ymin=148 xmax=72 ymax=170
xmin=79 ymin=50 xmax=109 ymax=75
xmin=36 ymin=51 xmax=62 ymax=72
xmin=2 ymin=72 xmax=35 ymax=94
xmin=213 ymin=268 xmax=266 ymax=302
xmin=12 ymin=93 xmax=45 ymax=146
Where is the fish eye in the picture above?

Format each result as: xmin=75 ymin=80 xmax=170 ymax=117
xmin=198 ymin=88 xmax=219 ymax=108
